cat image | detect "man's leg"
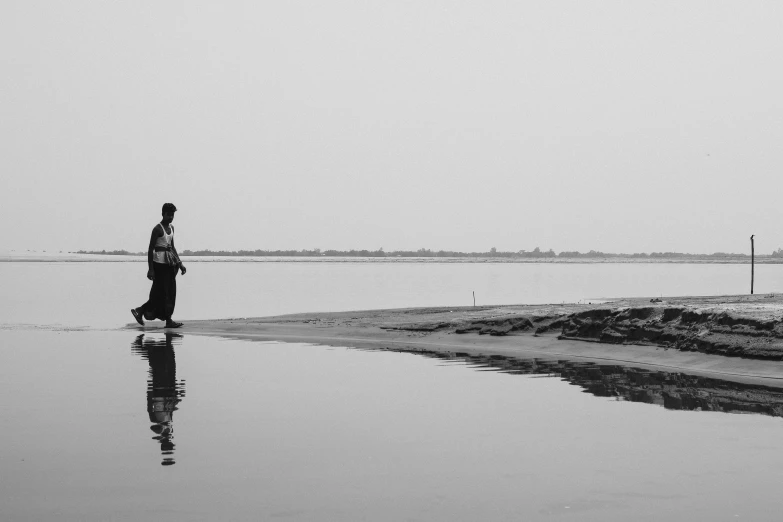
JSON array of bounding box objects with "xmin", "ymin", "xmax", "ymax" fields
[
  {"xmin": 162, "ymin": 264, "xmax": 182, "ymax": 328},
  {"xmin": 137, "ymin": 263, "xmax": 164, "ymax": 322}
]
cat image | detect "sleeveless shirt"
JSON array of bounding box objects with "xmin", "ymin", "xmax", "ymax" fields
[{"xmin": 153, "ymin": 224, "xmax": 174, "ymax": 264}]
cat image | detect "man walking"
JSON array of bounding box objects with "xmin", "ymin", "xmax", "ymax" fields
[{"xmin": 131, "ymin": 203, "xmax": 186, "ymax": 328}]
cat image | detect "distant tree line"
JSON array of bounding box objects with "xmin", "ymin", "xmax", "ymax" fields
[
  {"xmin": 174, "ymin": 247, "xmax": 753, "ymax": 259},
  {"xmin": 73, "ymin": 247, "xmax": 771, "ymax": 259},
  {"xmin": 75, "ymin": 249, "xmax": 142, "ymax": 255}
]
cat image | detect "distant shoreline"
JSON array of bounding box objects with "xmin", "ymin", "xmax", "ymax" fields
[
  {"xmin": 2, "ymin": 253, "xmax": 783, "ymax": 264},
  {"xmin": 3, "ymin": 254, "xmax": 783, "ymax": 264},
  {"xmin": 53, "ymin": 248, "xmax": 783, "ymax": 264},
  {"xmin": 64, "ymin": 248, "xmax": 780, "ymax": 263}
]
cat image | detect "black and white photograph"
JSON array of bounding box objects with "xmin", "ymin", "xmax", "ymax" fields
[{"xmin": 2, "ymin": 1, "xmax": 783, "ymax": 520}]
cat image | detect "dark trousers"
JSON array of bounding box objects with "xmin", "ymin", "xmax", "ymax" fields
[{"xmin": 140, "ymin": 262, "xmax": 178, "ymax": 321}]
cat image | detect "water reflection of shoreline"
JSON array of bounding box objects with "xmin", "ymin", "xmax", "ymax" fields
[
  {"xmin": 131, "ymin": 333, "xmax": 186, "ymax": 466},
  {"xmin": 408, "ymin": 350, "xmax": 783, "ymax": 418}
]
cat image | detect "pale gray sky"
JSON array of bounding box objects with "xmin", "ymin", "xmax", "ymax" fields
[{"xmin": 2, "ymin": 1, "xmax": 781, "ymax": 254}]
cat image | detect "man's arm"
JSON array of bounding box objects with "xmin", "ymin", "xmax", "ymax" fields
[{"xmin": 171, "ymin": 237, "xmax": 186, "ymax": 275}]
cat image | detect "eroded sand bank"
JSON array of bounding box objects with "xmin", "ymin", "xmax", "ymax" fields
[{"xmin": 161, "ymin": 294, "xmax": 783, "ymax": 386}]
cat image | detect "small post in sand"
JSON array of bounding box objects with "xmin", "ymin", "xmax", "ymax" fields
[
  {"xmin": 473, "ymin": 291, "xmax": 476, "ymax": 307},
  {"xmin": 750, "ymin": 234, "xmax": 755, "ymax": 295}
]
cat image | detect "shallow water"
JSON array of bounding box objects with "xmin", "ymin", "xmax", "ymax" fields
[
  {"xmin": 3, "ymin": 329, "xmax": 783, "ymax": 521},
  {"xmin": 1, "ymin": 260, "xmax": 780, "ymax": 328}
]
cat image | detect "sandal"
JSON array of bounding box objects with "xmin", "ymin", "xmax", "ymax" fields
[
  {"xmin": 165, "ymin": 321, "xmax": 183, "ymax": 329},
  {"xmin": 131, "ymin": 309, "xmax": 144, "ymax": 326}
]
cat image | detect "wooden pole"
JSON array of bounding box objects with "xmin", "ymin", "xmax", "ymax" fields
[
  {"xmin": 751, "ymin": 234, "xmax": 755, "ymax": 295},
  {"xmin": 473, "ymin": 291, "xmax": 475, "ymax": 307}
]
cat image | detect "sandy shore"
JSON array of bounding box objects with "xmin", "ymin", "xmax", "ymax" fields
[{"xmin": 148, "ymin": 294, "xmax": 783, "ymax": 386}]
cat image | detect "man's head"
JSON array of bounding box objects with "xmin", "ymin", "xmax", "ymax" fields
[{"xmin": 162, "ymin": 203, "xmax": 177, "ymax": 224}]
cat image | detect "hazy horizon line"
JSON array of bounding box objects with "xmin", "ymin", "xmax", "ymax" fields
[{"xmin": 67, "ymin": 247, "xmax": 775, "ymax": 258}]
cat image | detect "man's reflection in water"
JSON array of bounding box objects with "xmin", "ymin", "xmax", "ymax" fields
[{"xmin": 131, "ymin": 333, "xmax": 186, "ymax": 466}]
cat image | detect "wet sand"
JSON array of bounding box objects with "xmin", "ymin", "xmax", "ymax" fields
[{"xmin": 144, "ymin": 294, "xmax": 783, "ymax": 386}]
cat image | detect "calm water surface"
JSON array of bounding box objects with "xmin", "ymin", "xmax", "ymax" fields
[
  {"xmin": 3, "ymin": 261, "xmax": 783, "ymax": 520},
  {"xmin": 3, "ymin": 329, "xmax": 783, "ymax": 521},
  {"xmin": 1, "ymin": 260, "xmax": 780, "ymax": 328}
]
